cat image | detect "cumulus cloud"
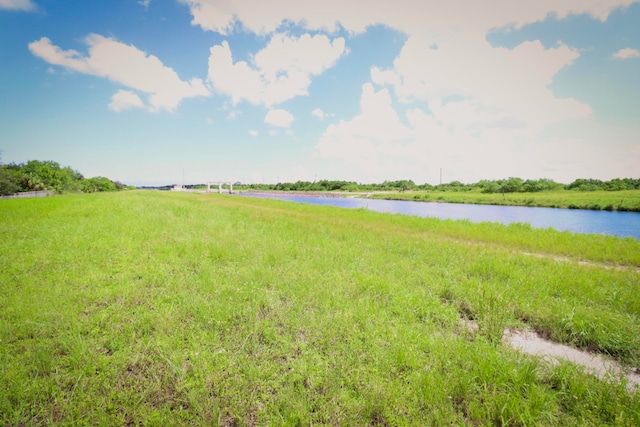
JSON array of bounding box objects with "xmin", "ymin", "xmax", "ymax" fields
[
  {"xmin": 28, "ymin": 34, "xmax": 209, "ymax": 112},
  {"xmin": 0, "ymin": 0, "xmax": 37, "ymax": 11},
  {"xmin": 264, "ymin": 109, "xmax": 294, "ymax": 128},
  {"xmin": 249, "ymin": 130, "xmax": 259, "ymax": 137},
  {"xmin": 315, "ymin": 80, "xmax": 617, "ymax": 183},
  {"xmin": 315, "ymin": 84, "xmax": 407, "ymax": 148},
  {"xmin": 108, "ymin": 89, "xmax": 145, "ymax": 112},
  {"xmin": 178, "ymin": 0, "xmax": 637, "ymax": 182},
  {"xmin": 315, "ymin": 83, "xmax": 414, "ymax": 175},
  {"xmin": 180, "ymin": 0, "xmax": 636, "ymax": 36},
  {"xmin": 372, "ymin": 37, "xmax": 591, "ymax": 133},
  {"xmin": 612, "ymin": 47, "xmax": 640, "ymax": 59},
  {"xmin": 196, "ymin": 0, "xmax": 596, "ymax": 132},
  {"xmin": 207, "ymin": 33, "xmax": 345, "ymax": 107}
]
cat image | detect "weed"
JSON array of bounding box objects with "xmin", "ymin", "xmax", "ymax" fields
[{"xmin": 476, "ymin": 288, "xmax": 509, "ymax": 345}]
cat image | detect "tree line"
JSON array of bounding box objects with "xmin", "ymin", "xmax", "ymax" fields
[
  {"xmin": 0, "ymin": 159, "xmax": 129, "ymax": 196},
  {"xmin": 2, "ymin": 157, "xmax": 637, "ymax": 197},
  {"xmin": 244, "ymin": 177, "xmax": 640, "ymax": 193}
]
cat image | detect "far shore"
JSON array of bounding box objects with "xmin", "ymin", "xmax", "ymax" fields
[{"xmin": 233, "ymin": 188, "xmax": 640, "ymax": 212}]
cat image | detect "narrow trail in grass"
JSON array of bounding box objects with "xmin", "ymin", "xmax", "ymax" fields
[
  {"xmin": 460, "ymin": 319, "xmax": 640, "ymax": 392},
  {"xmin": 440, "ymin": 237, "xmax": 640, "ymax": 272},
  {"xmin": 518, "ymin": 252, "xmax": 640, "ymax": 273},
  {"xmin": 505, "ymin": 329, "xmax": 640, "ymax": 392}
]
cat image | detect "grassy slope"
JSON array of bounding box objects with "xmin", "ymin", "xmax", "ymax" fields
[
  {"xmin": 1, "ymin": 191, "xmax": 639, "ymax": 426},
  {"xmin": 368, "ymin": 189, "xmax": 640, "ymax": 212}
]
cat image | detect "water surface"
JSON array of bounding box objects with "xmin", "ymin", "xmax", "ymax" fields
[{"xmin": 242, "ymin": 193, "xmax": 640, "ymax": 239}]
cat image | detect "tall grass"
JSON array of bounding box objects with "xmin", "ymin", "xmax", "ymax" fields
[
  {"xmin": 370, "ymin": 189, "xmax": 640, "ymax": 212},
  {"xmin": 1, "ymin": 191, "xmax": 638, "ymax": 425}
]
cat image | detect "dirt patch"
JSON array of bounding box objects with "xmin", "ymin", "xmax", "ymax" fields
[{"xmin": 504, "ymin": 328, "xmax": 640, "ymax": 392}]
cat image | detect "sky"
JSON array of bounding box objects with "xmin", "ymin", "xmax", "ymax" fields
[{"xmin": 1, "ymin": 0, "xmax": 639, "ymax": 186}]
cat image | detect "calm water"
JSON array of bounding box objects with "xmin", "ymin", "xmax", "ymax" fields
[{"xmin": 242, "ymin": 193, "xmax": 640, "ymax": 239}]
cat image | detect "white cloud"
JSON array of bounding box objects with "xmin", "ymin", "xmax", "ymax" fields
[
  {"xmin": 612, "ymin": 47, "xmax": 640, "ymax": 59},
  {"xmin": 315, "ymin": 83, "xmax": 413, "ymax": 177},
  {"xmin": 264, "ymin": 108, "xmax": 294, "ymax": 128},
  {"xmin": 311, "ymin": 108, "xmax": 334, "ymax": 120},
  {"xmin": 311, "ymin": 108, "xmax": 325, "ymax": 119},
  {"xmin": 0, "ymin": 0, "xmax": 36, "ymax": 11},
  {"xmin": 108, "ymin": 89, "xmax": 145, "ymax": 112},
  {"xmin": 315, "ymin": 80, "xmax": 634, "ymax": 183},
  {"xmin": 194, "ymin": 0, "xmax": 597, "ymax": 134},
  {"xmin": 186, "ymin": 0, "xmax": 631, "ymax": 183},
  {"xmin": 138, "ymin": 0, "xmax": 151, "ymax": 10},
  {"xmin": 253, "ymin": 33, "xmax": 346, "ymax": 76},
  {"xmin": 372, "ymin": 36, "xmax": 591, "ymax": 134},
  {"xmin": 28, "ymin": 35, "xmax": 209, "ymax": 112},
  {"xmin": 249, "ymin": 130, "xmax": 259, "ymax": 137},
  {"xmin": 207, "ymin": 33, "xmax": 345, "ymax": 107},
  {"xmin": 180, "ymin": 0, "xmax": 636, "ymax": 36}
]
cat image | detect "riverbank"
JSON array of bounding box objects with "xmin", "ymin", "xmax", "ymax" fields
[
  {"xmin": 240, "ymin": 189, "xmax": 350, "ymax": 198},
  {"xmin": 239, "ymin": 192, "xmax": 640, "ymax": 239},
  {"xmin": 366, "ymin": 189, "xmax": 640, "ymax": 212},
  {"xmin": 1, "ymin": 191, "xmax": 638, "ymax": 425}
]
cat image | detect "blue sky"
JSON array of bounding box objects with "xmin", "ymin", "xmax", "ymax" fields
[{"xmin": 1, "ymin": 0, "xmax": 639, "ymax": 186}]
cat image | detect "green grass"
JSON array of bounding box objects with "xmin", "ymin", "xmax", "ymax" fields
[
  {"xmin": 1, "ymin": 191, "xmax": 639, "ymax": 425},
  {"xmin": 369, "ymin": 189, "xmax": 640, "ymax": 212}
]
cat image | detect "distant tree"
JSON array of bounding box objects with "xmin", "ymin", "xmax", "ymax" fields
[
  {"xmin": 522, "ymin": 178, "xmax": 563, "ymax": 192},
  {"xmin": 0, "ymin": 166, "xmax": 22, "ymax": 195},
  {"xmin": 435, "ymin": 181, "xmax": 469, "ymax": 192},
  {"xmin": 341, "ymin": 183, "xmax": 360, "ymax": 192},
  {"xmin": 0, "ymin": 159, "xmax": 127, "ymax": 195},
  {"xmin": 478, "ymin": 179, "xmax": 500, "ymax": 193},
  {"xmin": 388, "ymin": 179, "xmax": 416, "ymax": 191},
  {"xmin": 602, "ymin": 178, "xmax": 635, "ymax": 191},
  {"xmin": 81, "ymin": 177, "xmax": 117, "ymax": 193},
  {"xmin": 19, "ymin": 160, "xmax": 84, "ymax": 193},
  {"xmin": 416, "ymin": 183, "xmax": 434, "ymax": 191},
  {"xmin": 500, "ymin": 177, "xmax": 524, "ymax": 193},
  {"xmin": 566, "ymin": 178, "xmax": 603, "ymax": 191},
  {"xmin": 523, "ymin": 179, "xmax": 542, "ymax": 192},
  {"xmin": 274, "ymin": 182, "xmax": 295, "ymax": 191}
]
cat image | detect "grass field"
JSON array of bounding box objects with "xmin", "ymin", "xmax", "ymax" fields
[
  {"xmin": 368, "ymin": 189, "xmax": 640, "ymax": 212},
  {"xmin": 1, "ymin": 191, "xmax": 639, "ymax": 425}
]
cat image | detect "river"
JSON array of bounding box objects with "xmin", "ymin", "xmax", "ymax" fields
[{"xmin": 241, "ymin": 193, "xmax": 640, "ymax": 239}]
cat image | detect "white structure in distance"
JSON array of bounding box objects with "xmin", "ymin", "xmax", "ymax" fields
[{"xmin": 207, "ymin": 181, "xmax": 233, "ymax": 194}]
